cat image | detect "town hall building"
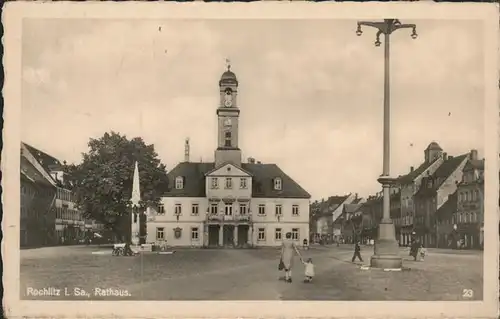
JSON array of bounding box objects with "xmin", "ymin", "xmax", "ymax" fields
[{"xmin": 146, "ymin": 65, "xmax": 311, "ymax": 248}]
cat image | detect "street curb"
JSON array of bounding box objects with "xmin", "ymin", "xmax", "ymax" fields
[{"xmin": 359, "ymin": 265, "xmax": 408, "ymax": 272}]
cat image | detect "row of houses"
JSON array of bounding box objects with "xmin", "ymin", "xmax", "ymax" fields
[
  {"xmin": 311, "ymin": 142, "xmax": 484, "ymax": 249},
  {"xmin": 20, "ymin": 142, "xmax": 103, "ymax": 248}
]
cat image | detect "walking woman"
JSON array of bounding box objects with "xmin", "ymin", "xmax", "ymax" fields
[{"xmin": 280, "ymin": 232, "xmax": 301, "ymax": 283}]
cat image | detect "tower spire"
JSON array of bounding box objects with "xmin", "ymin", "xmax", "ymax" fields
[
  {"xmin": 225, "ymin": 58, "xmax": 231, "ymax": 71},
  {"xmin": 184, "ymin": 138, "xmax": 190, "ymax": 162},
  {"xmin": 130, "ymin": 161, "xmax": 141, "ymax": 246},
  {"xmin": 131, "ymin": 161, "xmax": 141, "ymax": 207}
]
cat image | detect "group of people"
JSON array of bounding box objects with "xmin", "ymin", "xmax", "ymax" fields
[
  {"xmin": 279, "ymin": 232, "xmax": 315, "ymax": 283},
  {"xmin": 410, "ymin": 239, "xmax": 427, "ymax": 261},
  {"xmin": 278, "ymin": 235, "xmax": 368, "ymax": 283},
  {"xmin": 278, "ymin": 236, "xmax": 427, "ymax": 283}
]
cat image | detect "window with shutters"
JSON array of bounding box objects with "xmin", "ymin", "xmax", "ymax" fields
[
  {"xmin": 156, "ymin": 227, "xmax": 165, "ymax": 240},
  {"xmin": 258, "ymin": 204, "xmax": 266, "ymax": 216},
  {"xmin": 191, "ymin": 203, "xmax": 199, "ymax": 215},
  {"xmin": 275, "ymin": 205, "xmax": 282, "ymax": 216},
  {"xmin": 158, "ymin": 203, "xmax": 165, "ymax": 215},
  {"xmin": 258, "ymin": 228, "xmax": 266, "ymax": 241},
  {"xmin": 275, "ymin": 228, "xmax": 282, "ymax": 241}
]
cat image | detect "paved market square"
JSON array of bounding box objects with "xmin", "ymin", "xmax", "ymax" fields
[{"xmin": 20, "ymin": 245, "xmax": 483, "ymax": 301}]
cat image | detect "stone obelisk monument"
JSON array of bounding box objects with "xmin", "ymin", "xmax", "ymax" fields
[{"xmin": 130, "ymin": 161, "xmax": 141, "ymax": 248}]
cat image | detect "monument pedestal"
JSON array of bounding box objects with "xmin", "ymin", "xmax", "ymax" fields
[{"xmin": 370, "ymin": 220, "xmax": 402, "ymax": 269}]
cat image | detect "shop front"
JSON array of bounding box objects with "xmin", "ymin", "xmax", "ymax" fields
[
  {"xmin": 456, "ymin": 223, "xmax": 481, "ymax": 249},
  {"xmin": 400, "ymin": 226, "xmax": 414, "ymax": 247}
]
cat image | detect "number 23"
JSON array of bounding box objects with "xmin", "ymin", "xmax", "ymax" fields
[{"xmin": 462, "ymin": 289, "xmax": 473, "ymax": 298}]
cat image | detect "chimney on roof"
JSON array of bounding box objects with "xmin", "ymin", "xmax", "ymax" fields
[
  {"xmin": 355, "ymin": 193, "xmax": 358, "ymax": 199},
  {"xmin": 443, "ymin": 152, "xmax": 448, "ymax": 161},
  {"xmin": 410, "ymin": 166, "xmax": 414, "ymax": 172},
  {"xmin": 248, "ymin": 157, "xmax": 256, "ymax": 164},
  {"xmin": 470, "ymin": 149, "xmax": 478, "ymax": 161},
  {"xmin": 184, "ymin": 138, "xmax": 190, "ymax": 162}
]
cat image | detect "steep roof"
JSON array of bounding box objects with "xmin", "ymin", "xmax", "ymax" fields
[
  {"xmin": 164, "ymin": 162, "xmax": 311, "ymax": 199},
  {"xmin": 436, "ymin": 191, "xmax": 458, "ymax": 220},
  {"xmin": 165, "ymin": 162, "xmax": 213, "ymax": 197},
  {"xmin": 351, "ymin": 197, "xmax": 364, "ymax": 204},
  {"xmin": 398, "ymin": 158, "xmax": 438, "ymax": 184},
  {"xmin": 325, "ymin": 195, "xmax": 349, "ymax": 206},
  {"xmin": 22, "ymin": 143, "xmax": 63, "ymax": 173},
  {"xmin": 464, "ymin": 159, "xmax": 484, "ymax": 171},
  {"xmin": 244, "ymin": 163, "xmax": 311, "ymax": 198},
  {"xmin": 20, "ymin": 155, "xmax": 56, "ymax": 188},
  {"xmin": 415, "ymin": 154, "xmax": 468, "ymax": 198},
  {"xmin": 314, "ymin": 195, "xmax": 351, "ymax": 217},
  {"xmin": 343, "ymin": 203, "xmax": 363, "ymax": 214}
]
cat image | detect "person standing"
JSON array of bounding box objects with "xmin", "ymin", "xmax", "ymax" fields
[
  {"xmin": 280, "ymin": 232, "xmax": 301, "ymax": 283},
  {"xmin": 352, "ymin": 241, "xmax": 363, "ymax": 262},
  {"xmin": 410, "ymin": 239, "xmax": 420, "ymax": 261}
]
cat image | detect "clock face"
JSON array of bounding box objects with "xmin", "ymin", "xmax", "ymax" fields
[
  {"xmin": 224, "ymin": 89, "xmax": 233, "ymax": 107},
  {"xmin": 224, "ymin": 94, "xmax": 233, "ymax": 107}
]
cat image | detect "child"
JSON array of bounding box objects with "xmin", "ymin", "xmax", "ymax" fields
[
  {"xmin": 301, "ymin": 258, "xmax": 315, "ymax": 283},
  {"xmin": 419, "ymin": 246, "xmax": 427, "ymax": 261}
]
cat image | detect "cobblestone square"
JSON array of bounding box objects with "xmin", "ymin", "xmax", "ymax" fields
[{"xmin": 20, "ymin": 245, "xmax": 483, "ymax": 301}]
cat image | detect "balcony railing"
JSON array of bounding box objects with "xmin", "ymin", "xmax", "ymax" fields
[{"xmin": 206, "ymin": 213, "xmax": 252, "ymax": 222}]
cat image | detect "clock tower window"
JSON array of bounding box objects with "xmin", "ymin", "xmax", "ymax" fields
[{"xmin": 224, "ymin": 131, "xmax": 232, "ymax": 147}]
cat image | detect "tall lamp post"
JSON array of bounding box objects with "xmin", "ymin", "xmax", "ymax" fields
[{"xmin": 356, "ymin": 19, "xmax": 418, "ymax": 269}]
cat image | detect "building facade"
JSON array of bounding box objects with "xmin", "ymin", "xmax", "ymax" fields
[
  {"xmin": 339, "ymin": 202, "xmax": 364, "ymax": 244},
  {"xmin": 311, "ymin": 194, "xmax": 357, "ymax": 243},
  {"xmin": 54, "ymin": 187, "xmax": 100, "ymax": 244},
  {"xmin": 436, "ymin": 190, "xmax": 458, "ymax": 248},
  {"xmin": 398, "ymin": 142, "xmax": 445, "ymax": 246},
  {"xmin": 21, "ymin": 142, "xmax": 103, "ymax": 247},
  {"xmin": 390, "ymin": 190, "xmax": 402, "ymax": 244},
  {"xmin": 359, "ymin": 195, "xmax": 382, "ymax": 243},
  {"xmin": 414, "ymin": 151, "xmax": 471, "ymax": 247},
  {"xmin": 355, "ymin": 142, "xmax": 482, "ymax": 250},
  {"xmin": 454, "ymin": 156, "xmax": 484, "ymax": 249},
  {"xmin": 20, "ymin": 145, "xmax": 57, "ymax": 247},
  {"xmin": 146, "ymin": 65, "xmax": 311, "ymax": 247}
]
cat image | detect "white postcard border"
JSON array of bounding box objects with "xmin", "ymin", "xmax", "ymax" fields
[{"xmin": 2, "ymin": 2, "xmax": 499, "ymax": 318}]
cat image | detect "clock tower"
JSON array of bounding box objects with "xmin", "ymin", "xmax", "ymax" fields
[{"xmin": 215, "ymin": 62, "xmax": 242, "ymax": 167}]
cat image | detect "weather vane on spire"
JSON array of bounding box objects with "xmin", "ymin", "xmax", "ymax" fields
[{"xmin": 225, "ymin": 58, "xmax": 231, "ymax": 71}]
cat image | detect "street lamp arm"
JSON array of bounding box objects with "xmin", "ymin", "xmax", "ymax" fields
[
  {"xmin": 392, "ymin": 23, "xmax": 416, "ymax": 31},
  {"xmin": 358, "ymin": 21, "xmax": 387, "ymax": 32}
]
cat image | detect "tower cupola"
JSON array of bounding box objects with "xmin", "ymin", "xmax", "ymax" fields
[
  {"xmin": 219, "ymin": 60, "xmax": 238, "ymax": 87},
  {"xmin": 215, "ymin": 59, "xmax": 242, "ymax": 167}
]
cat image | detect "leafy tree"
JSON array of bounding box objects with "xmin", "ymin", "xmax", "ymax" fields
[{"xmin": 63, "ymin": 132, "xmax": 169, "ymax": 242}]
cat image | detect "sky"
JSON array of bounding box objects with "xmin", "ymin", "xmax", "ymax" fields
[{"xmin": 21, "ymin": 18, "xmax": 485, "ymax": 200}]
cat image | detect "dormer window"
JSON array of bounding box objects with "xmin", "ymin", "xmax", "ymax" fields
[
  {"xmin": 175, "ymin": 176, "xmax": 184, "ymax": 189},
  {"xmin": 274, "ymin": 177, "xmax": 282, "ymax": 190}
]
